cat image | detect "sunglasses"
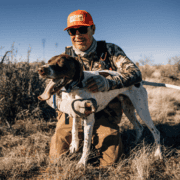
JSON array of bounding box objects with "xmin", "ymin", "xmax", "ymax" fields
[{"xmin": 67, "ymin": 26, "xmax": 91, "ymax": 36}]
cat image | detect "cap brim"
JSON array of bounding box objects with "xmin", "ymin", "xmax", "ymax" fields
[{"xmin": 64, "ymin": 24, "xmax": 90, "ymax": 31}]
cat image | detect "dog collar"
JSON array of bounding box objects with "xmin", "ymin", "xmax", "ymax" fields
[
  {"xmin": 53, "ymin": 94, "xmax": 57, "ymax": 109},
  {"xmin": 53, "ymin": 94, "xmax": 69, "ymax": 124}
]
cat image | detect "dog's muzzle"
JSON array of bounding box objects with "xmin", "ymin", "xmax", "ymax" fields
[
  {"xmin": 38, "ymin": 64, "xmax": 69, "ymax": 101},
  {"xmin": 38, "ymin": 78, "xmax": 66, "ymax": 101}
]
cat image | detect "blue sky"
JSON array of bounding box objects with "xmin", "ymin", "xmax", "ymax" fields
[{"xmin": 1, "ymin": 0, "xmax": 180, "ymax": 65}]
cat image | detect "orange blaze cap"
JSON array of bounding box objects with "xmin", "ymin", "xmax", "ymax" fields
[{"xmin": 64, "ymin": 10, "xmax": 94, "ymax": 31}]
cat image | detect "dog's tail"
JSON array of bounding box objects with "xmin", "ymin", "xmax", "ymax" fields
[{"xmin": 142, "ymin": 81, "xmax": 180, "ymax": 90}]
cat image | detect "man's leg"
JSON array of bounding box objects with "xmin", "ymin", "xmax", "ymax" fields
[
  {"xmin": 50, "ymin": 98, "xmax": 124, "ymax": 166},
  {"xmin": 49, "ymin": 112, "xmax": 83, "ymax": 161},
  {"xmin": 92, "ymin": 102, "xmax": 124, "ymax": 166}
]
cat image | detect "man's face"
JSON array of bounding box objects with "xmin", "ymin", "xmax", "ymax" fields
[{"xmin": 68, "ymin": 26, "xmax": 95, "ymax": 52}]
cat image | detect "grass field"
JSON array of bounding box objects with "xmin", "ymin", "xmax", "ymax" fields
[{"xmin": 0, "ymin": 59, "xmax": 180, "ymax": 179}]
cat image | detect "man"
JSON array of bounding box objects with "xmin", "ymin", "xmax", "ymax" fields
[{"xmin": 49, "ymin": 10, "xmax": 142, "ymax": 166}]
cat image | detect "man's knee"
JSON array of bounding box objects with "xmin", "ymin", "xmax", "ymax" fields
[
  {"xmin": 94, "ymin": 132, "xmax": 123, "ymax": 167},
  {"xmin": 92, "ymin": 114, "xmax": 124, "ymax": 166},
  {"xmin": 49, "ymin": 114, "xmax": 84, "ymax": 160},
  {"xmin": 49, "ymin": 128, "xmax": 71, "ymax": 160}
]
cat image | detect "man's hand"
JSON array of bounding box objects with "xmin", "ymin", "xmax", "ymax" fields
[
  {"xmin": 85, "ymin": 75, "xmax": 110, "ymax": 93},
  {"xmin": 72, "ymin": 99, "xmax": 98, "ymax": 118}
]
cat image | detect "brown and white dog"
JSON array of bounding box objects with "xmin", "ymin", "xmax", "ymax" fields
[{"xmin": 38, "ymin": 54, "xmax": 180, "ymax": 167}]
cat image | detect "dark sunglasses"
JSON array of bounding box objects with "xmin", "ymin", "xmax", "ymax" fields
[{"xmin": 67, "ymin": 26, "xmax": 91, "ymax": 36}]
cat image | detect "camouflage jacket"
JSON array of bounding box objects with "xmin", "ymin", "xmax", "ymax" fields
[{"xmin": 65, "ymin": 41, "xmax": 142, "ymax": 90}]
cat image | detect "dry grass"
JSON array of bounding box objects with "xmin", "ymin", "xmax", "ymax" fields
[{"xmin": 0, "ymin": 60, "xmax": 180, "ymax": 179}]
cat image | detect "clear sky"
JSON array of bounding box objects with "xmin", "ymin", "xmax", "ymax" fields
[{"xmin": 1, "ymin": 0, "xmax": 180, "ymax": 65}]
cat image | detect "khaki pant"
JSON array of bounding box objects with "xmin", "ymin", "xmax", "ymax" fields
[{"xmin": 49, "ymin": 107, "xmax": 123, "ymax": 167}]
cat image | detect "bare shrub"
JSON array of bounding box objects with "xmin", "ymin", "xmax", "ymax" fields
[
  {"xmin": 0, "ymin": 61, "xmax": 56, "ymax": 126},
  {"xmin": 138, "ymin": 57, "xmax": 155, "ymax": 80},
  {"xmin": 169, "ymin": 56, "xmax": 180, "ymax": 72},
  {"xmin": 160, "ymin": 56, "xmax": 180, "ymax": 80},
  {"xmin": 139, "ymin": 64, "xmax": 156, "ymax": 80}
]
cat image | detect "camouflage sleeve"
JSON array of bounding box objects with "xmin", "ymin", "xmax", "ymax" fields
[{"xmin": 106, "ymin": 44, "xmax": 142, "ymax": 90}]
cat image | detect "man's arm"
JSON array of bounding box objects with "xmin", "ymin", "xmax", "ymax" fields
[
  {"xmin": 82, "ymin": 43, "xmax": 142, "ymax": 92},
  {"xmin": 106, "ymin": 44, "xmax": 142, "ymax": 90}
]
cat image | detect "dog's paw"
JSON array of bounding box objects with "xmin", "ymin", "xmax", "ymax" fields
[
  {"xmin": 76, "ymin": 157, "xmax": 86, "ymax": 169},
  {"xmin": 69, "ymin": 141, "xmax": 79, "ymax": 153},
  {"xmin": 154, "ymin": 146, "xmax": 163, "ymax": 160}
]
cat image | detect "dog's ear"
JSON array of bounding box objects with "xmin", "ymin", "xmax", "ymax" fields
[
  {"xmin": 79, "ymin": 63, "xmax": 83, "ymax": 80},
  {"xmin": 56, "ymin": 58, "xmax": 65, "ymax": 67},
  {"xmin": 75, "ymin": 57, "xmax": 83, "ymax": 77},
  {"xmin": 48, "ymin": 55, "xmax": 60, "ymax": 64},
  {"xmin": 56, "ymin": 54, "xmax": 71, "ymax": 67},
  {"xmin": 73, "ymin": 57, "xmax": 83, "ymax": 81}
]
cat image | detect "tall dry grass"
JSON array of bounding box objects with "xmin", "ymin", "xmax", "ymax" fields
[{"xmin": 0, "ymin": 56, "xmax": 180, "ymax": 179}]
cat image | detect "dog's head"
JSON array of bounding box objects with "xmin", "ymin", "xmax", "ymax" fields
[{"xmin": 38, "ymin": 54, "xmax": 83, "ymax": 101}]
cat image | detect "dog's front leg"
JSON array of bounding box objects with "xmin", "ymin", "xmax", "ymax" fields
[
  {"xmin": 70, "ymin": 117, "xmax": 80, "ymax": 153},
  {"xmin": 77, "ymin": 113, "xmax": 95, "ymax": 167}
]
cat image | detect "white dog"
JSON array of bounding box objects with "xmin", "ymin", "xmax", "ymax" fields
[{"xmin": 38, "ymin": 54, "xmax": 180, "ymax": 167}]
